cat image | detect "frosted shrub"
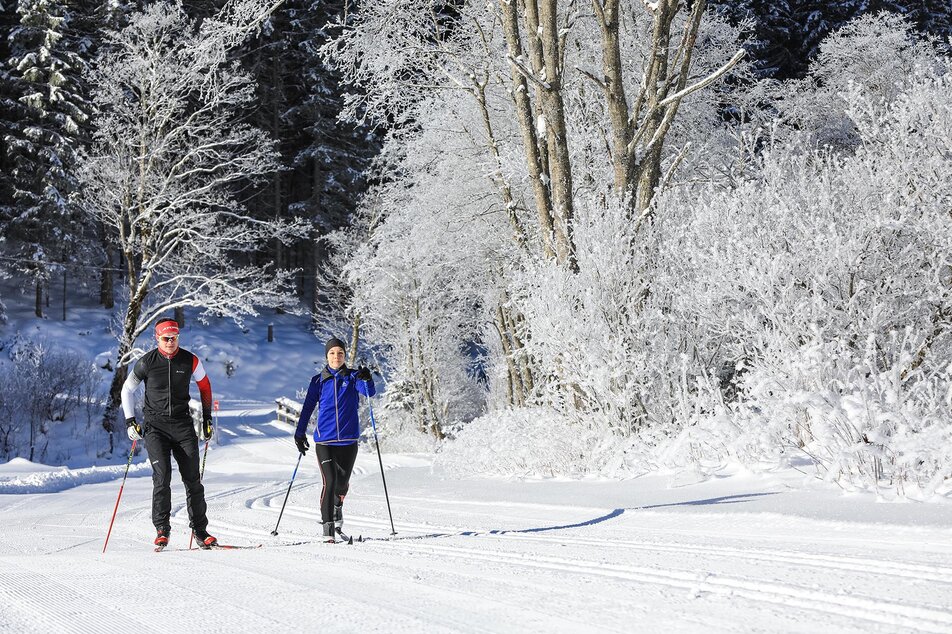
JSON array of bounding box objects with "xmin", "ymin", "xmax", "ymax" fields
[
  {"xmin": 658, "ymin": 65, "xmax": 952, "ymax": 494},
  {"xmin": 509, "ymin": 196, "xmax": 678, "ymax": 434},
  {"xmin": 0, "ymin": 340, "xmax": 101, "ymax": 461},
  {"xmin": 435, "ymin": 407, "xmax": 657, "ymax": 479},
  {"xmin": 770, "ymin": 13, "xmax": 947, "ymax": 150},
  {"xmin": 734, "ymin": 332, "xmax": 952, "ymax": 498},
  {"xmin": 363, "ymin": 393, "xmax": 440, "ymax": 455},
  {"xmin": 328, "ymin": 90, "xmax": 515, "ymax": 441}
]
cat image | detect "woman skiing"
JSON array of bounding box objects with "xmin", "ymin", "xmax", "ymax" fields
[{"xmin": 293, "ymin": 337, "xmax": 375, "ymax": 542}]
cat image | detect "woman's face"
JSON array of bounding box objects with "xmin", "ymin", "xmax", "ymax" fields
[{"xmin": 327, "ymin": 346, "xmax": 346, "ymax": 370}]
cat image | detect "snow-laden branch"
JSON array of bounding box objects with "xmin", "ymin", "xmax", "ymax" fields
[{"xmin": 657, "ymin": 48, "xmax": 746, "ymax": 108}]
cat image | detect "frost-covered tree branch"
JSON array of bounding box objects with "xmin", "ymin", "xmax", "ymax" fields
[{"xmin": 77, "ymin": 0, "xmax": 308, "ymax": 449}]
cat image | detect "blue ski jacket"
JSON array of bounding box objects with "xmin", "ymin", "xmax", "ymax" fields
[{"xmin": 294, "ymin": 366, "xmax": 375, "ymax": 445}]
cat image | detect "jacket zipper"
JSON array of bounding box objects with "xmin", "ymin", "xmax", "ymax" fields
[
  {"xmin": 167, "ymin": 355, "xmax": 172, "ymax": 416},
  {"xmin": 334, "ymin": 374, "xmax": 340, "ymax": 440}
]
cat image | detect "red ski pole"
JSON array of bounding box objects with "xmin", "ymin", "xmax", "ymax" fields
[{"xmin": 102, "ymin": 439, "xmax": 138, "ymax": 553}]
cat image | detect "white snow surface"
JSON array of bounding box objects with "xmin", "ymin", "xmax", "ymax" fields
[
  {"xmin": 1, "ymin": 298, "xmax": 951, "ymax": 632},
  {"xmin": 2, "ymin": 407, "xmax": 952, "ymax": 633}
]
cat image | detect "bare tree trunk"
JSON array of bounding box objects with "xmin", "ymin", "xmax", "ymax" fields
[
  {"xmin": 494, "ymin": 304, "xmax": 525, "ymax": 406},
  {"xmin": 100, "ymin": 247, "xmax": 114, "ymax": 309},
  {"xmin": 537, "ymin": 0, "xmax": 575, "ymax": 267},
  {"xmin": 593, "ymin": 0, "xmax": 742, "ymax": 219},
  {"xmin": 499, "ymin": 0, "xmax": 557, "ymax": 260},
  {"xmin": 101, "ymin": 265, "xmax": 150, "ymax": 451},
  {"xmin": 311, "ymin": 157, "xmax": 326, "ymax": 330},
  {"xmin": 34, "ymin": 276, "xmax": 43, "ymax": 318},
  {"xmin": 474, "ymin": 83, "xmax": 529, "ymax": 252},
  {"xmin": 505, "ymin": 305, "xmax": 534, "ymax": 396},
  {"xmin": 98, "ymin": 217, "xmax": 116, "ymax": 308},
  {"xmin": 348, "ymin": 313, "xmax": 361, "ymax": 367},
  {"xmin": 405, "ymin": 334, "xmax": 426, "ymax": 435}
]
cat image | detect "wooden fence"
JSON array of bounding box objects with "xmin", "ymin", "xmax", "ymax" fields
[{"xmin": 275, "ymin": 397, "xmax": 303, "ymax": 427}]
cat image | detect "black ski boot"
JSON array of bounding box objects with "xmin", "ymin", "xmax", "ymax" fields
[
  {"xmin": 334, "ymin": 502, "xmax": 343, "ymax": 531},
  {"xmin": 193, "ymin": 528, "xmax": 218, "ymax": 549}
]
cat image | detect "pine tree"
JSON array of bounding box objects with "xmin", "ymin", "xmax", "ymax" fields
[
  {"xmin": 3, "ymin": 0, "xmax": 89, "ymax": 316},
  {"xmin": 863, "ymin": 0, "xmax": 952, "ymax": 52},
  {"xmin": 243, "ymin": 0, "xmax": 381, "ymax": 309},
  {"xmin": 283, "ymin": 0, "xmax": 380, "ymax": 230},
  {"xmin": 0, "ymin": 1, "xmax": 22, "ymax": 222},
  {"xmin": 711, "ymin": 0, "xmax": 950, "ymax": 79}
]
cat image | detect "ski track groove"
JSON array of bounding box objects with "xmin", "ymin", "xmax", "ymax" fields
[
  {"xmin": 323, "ymin": 496, "xmax": 952, "ymax": 584},
  {"xmin": 154, "ymin": 549, "xmax": 554, "ymax": 634},
  {"xmin": 241, "ymin": 488, "xmax": 952, "ymax": 584},
  {"xmin": 369, "ymin": 540, "xmax": 952, "ymax": 633},
  {"xmin": 226, "ymin": 488, "xmax": 952, "ymax": 633}
]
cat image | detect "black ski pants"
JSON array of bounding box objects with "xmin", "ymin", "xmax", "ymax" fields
[
  {"xmin": 315, "ymin": 443, "xmax": 359, "ymax": 524},
  {"xmin": 144, "ymin": 421, "xmax": 208, "ymax": 533}
]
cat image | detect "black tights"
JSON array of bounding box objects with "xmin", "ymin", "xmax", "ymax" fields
[{"xmin": 314, "ymin": 443, "xmax": 359, "ymax": 524}]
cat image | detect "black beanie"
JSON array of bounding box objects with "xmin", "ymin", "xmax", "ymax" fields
[{"xmin": 325, "ymin": 337, "xmax": 347, "ymax": 357}]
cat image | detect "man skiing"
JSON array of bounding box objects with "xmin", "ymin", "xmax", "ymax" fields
[
  {"xmin": 294, "ymin": 337, "xmax": 375, "ymax": 543},
  {"xmin": 121, "ymin": 318, "xmax": 217, "ymax": 550}
]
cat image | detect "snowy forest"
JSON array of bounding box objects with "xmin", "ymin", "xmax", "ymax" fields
[{"xmin": 1, "ymin": 0, "xmax": 951, "ymax": 496}]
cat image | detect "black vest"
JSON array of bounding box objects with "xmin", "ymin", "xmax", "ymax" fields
[{"xmin": 132, "ymin": 348, "xmax": 198, "ymax": 422}]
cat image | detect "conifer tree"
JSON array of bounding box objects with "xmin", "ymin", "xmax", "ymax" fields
[
  {"xmin": 711, "ymin": 0, "xmax": 950, "ymax": 79},
  {"xmin": 3, "ymin": 0, "xmax": 88, "ymax": 316},
  {"xmin": 242, "ymin": 0, "xmax": 380, "ymax": 311}
]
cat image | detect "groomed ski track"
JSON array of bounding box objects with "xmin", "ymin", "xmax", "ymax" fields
[{"xmin": 1, "ymin": 405, "xmax": 951, "ymax": 633}]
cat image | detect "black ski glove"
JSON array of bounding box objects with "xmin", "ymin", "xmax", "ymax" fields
[
  {"xmin": 126, "ymin": 417, "xmax": 143, "ymax": 441},
  {"xmin": 201, "ymin": 415, "xmax": 214, "ymax": 441},
  {"xmin": 295, "ymin": 435, "xmax": 309, "ymax": 456},
  {"xmin": 355, "ymin": 366, "xmax": 372, "ymax": 381}
]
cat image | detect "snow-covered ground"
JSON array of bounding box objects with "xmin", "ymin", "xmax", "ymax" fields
[
  {"xmin": 2, "ymin": 403, "xmax": 952, "ymax": 633},
  {"xmin": 2, "ymin": 292, "xmax": 952, "ymax": 632}
]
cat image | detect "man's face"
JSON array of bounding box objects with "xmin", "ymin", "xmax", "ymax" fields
[
  {"xmin": 157, "ymin": 333, "xmax": 180, "ymax": 356},
  {"xmin": 327, "ymin": 346, "xmax": 345, "ymax": 370}
]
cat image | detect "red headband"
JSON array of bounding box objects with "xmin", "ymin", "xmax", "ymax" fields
[{"xmin": 155, "ymin": 321, "xmax": 179, "ymax": 337}]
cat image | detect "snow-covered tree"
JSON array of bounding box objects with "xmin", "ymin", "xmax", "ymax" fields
[
  {"xmin": 245, "ymin": 0, "xmax": 380, "ymax": 325},
  {"xmin": 322, "ymin": 1, "xmax": 748, "ymax": 438},
  {"xmin": 77, "ymin": 0, "xmax": 309, "ymax": 450},
  {"xmin": 654, "ymin": 52, "xmax": 952, "ymax": 492},
  {"xmin": 710, "ymin": 0, "xmax": 951, "ymax": 79},
  {"xmin": 769, "ymin": 12, "xmax": 946, "ymax": 149},
  {"xmin": 0, "ymin": 1, "xmax": 22, "ymax": 210},
  {"xmin": 0, "ymin": 337, "xmax": 99, "ymax": 461},
  {"xmin": 3, "ymin": 0, "xmax": 89, "ymax": 316}
]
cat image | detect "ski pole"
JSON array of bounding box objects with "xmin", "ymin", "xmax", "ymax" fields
[
  {"xmin": 188, "ymin": 437, "xmax": 211, "ymax": 550},
  {"xmin": 102, "ymin": 439, "xmax": 138, "ymax": 553},
  {"xmin": 271, "ymin": 452, "xmax": 303, "ymax": 536},
  {"xmin": 367, "ymin": 400, "xmax": 397, "ymax": 536}
]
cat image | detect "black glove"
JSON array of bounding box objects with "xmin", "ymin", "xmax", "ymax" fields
[
  {"xmin": 295, "ymin": 435, "xmax": 309, "ymax": 456},
  {"xmin": 355, "ymin": 366, "xmax": 372, "ymax": 381},
  {"xmin": 126, "ymin": 417, "xmax": 143, "ymax": 441},
  {"xmin": 201, "ymin": 415, "xmax": 214, "ymax": 441}
]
